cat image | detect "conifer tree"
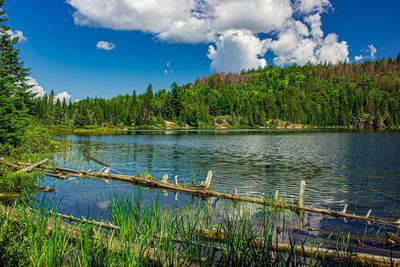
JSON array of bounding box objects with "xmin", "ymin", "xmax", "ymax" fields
[{"xmin": 0, "ymin": 0, "xmax": 32, "ymax": 146}]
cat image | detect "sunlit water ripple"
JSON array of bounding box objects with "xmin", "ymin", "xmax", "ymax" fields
[{"xmin": 37, "ymin": 129, "xmax": 400, "ymax": 243}]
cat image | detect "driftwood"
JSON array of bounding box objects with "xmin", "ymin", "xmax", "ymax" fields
[
  {"xmin": 45, "ymin": 172, "xmax": 68, "ymax": 180},
  {"xmin": 84, "ymin": 154, "xmax": 109, "ymax": 167},
  {"xmin": 1, "ymin": 205, "xmax": 199, "ymax": 267},
  {"xmin": 0, "ymin": 193, "xmax": 20, "ymax": 198},
  {"xmin": 33, "ymin": 184, "xmax": 55, "ymax": 193},
  {"xmin": 42, "ymin": 209, "xmax": 400, "ymax": 265},
  {"xmin": 199, "ymin": 228, "xmax": 400, "ymax": 267},
  {"xmin": 307, "ymin": 227, "xmax": 400, "ymax": 248},
  {"xmin": 42, "ymin": 209, "xmax": 222, "ymax": 252},
  {"xmin": 12, "ymin": 161, "xmax": 400, "ymax": 228},
  {"xmin": 16, "ymin": 158, "xmax": 48, "ymax": 174}
]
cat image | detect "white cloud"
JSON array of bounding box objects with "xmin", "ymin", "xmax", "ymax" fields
[
  {"xmin": 54, "ymin": 91, "xmax": 72, "ymax": 103},
  {"xmin": 268, "ymin": 13, "xmax": 348, "ymax": 66},
  {"xmin": 25, "ymin": 77, "xmax": 45, "ymax": 98},
  {"xmin": 317, "ymin": 33, "xmax": 348, "ymax": 64},
  {"xmin": 354, "ymin": 55, "xmax": 365, "ymax": 63},
  {"xmin": 68, "ymin": 0, "xmax": 349, "ymax": 71},
  {"xmin": 164, "ymin": 61, "xmax": 174, "ymax": 74},
  {"xmin": 208, "ymin": 29, "xmax": 267, "ymax": 72},
  {"xmin": 295, "ymin": 0, "xmax": 332, "ymax": 14},
  {"xmin": 368, "ymin": 44, "xmax": 377, "ymax": 59},
  {"xmin": 1, "ymin": 29, "xmax": 27, "ymax": 43},
  {"xmin": 96, "ymin": 41, "xmax": 116, "ymax": 50},
  {"xmin": 355, "ymin": 44, "xmax": 378, "ymax": 62},
  {"xmin": 73, "ymin": 98, "xmax": 82, "ymax": 103}
]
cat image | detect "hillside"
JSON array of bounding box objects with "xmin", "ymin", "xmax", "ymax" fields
[{"xmin": 32, "ymin": 55, "xmax": 400, "ymax": 129}]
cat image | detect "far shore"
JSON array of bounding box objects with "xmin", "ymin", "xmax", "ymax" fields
[{"xmin": 46, "ymin": 123, "xmax": 396, "ymax": 135}]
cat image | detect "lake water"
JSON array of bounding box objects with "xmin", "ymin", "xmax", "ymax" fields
[{"xmin": 41, "ymin": 129, "xmax": 400, "ymax": 254}]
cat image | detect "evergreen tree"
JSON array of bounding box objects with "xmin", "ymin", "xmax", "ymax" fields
[{"xmin": 0, "ymin": 0, "xmax": 32, "ymax": 146}]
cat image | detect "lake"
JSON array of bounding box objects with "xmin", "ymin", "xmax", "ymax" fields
[{"xmin": 40, "ymin": 129, "xmax": 400, "ymax": 251}]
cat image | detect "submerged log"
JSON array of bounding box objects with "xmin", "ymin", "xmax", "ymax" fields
[
  {"xmin": 1, "ymin": 205, "xmax": 199, "ymax": 267},
  {"xmin": 45, "ymin": 172, "xmax": 68, "ymax": 180},
  {"xmin": 199, "ymin": 228, "xmax": 400, "ymax": 266},
  {"xmin": 84, "ymin": 154, "xmax": 109, "ymax": 167},
  {"xmin": 14, "ymin": 161, "xmax": 400, "ymax": 228},
  {"xmin": 0, "ymin": 193, "xmax": 20, "ymax": 198},
  {"xmin": 307, "ymin": 227, "xmax": 400, "ymax": 248},
  {"xmin": 298, "ymin": 180, "xmax": 306, "ymax": 209},
  {"xmin": 34, "ymin": 184, "xmax": 55, "ymax": 193},
  {"xmin": 16, "ymin": 158, "xmax": 48, "ymax": 174}
]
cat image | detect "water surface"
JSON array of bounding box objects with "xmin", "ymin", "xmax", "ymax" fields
[{"xmin": 40, "ymin": 129, "xmax": 400, "ymax": 250}]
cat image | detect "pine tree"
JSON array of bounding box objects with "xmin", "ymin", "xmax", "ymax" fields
[{"xmin": 0, "ymin": 0, "xmax": 32, "ymax": 146}]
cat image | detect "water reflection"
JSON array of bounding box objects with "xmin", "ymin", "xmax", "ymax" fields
[{"xmin": 38, "ymin": 130, "xmax": 400, "ymax": 241}]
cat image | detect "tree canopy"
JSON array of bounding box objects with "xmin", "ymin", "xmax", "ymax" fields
[
  {"xmin": 32, "ymin": 56, "xmax": 400, "ymax": 129},
  {"xmin": 0, "ymin": 0, "xmax": 32, "ymax": 146}
]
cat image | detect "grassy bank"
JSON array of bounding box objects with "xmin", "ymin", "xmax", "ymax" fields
[
  {"xmin": 0, "ymin": 192, "xmax": 369, "ymax": 266},
  {"xmin": 46, "ymin": 120, "xmax": 343, "ymax": 135},
  {"xmin": 0, "ymin": 125, "xmax": 67, "ymax": 197}
]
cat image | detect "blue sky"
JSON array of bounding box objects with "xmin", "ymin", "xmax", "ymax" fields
[{"xmin": 4, "ymin": 0, "xmax": 400, "ymax": 101}]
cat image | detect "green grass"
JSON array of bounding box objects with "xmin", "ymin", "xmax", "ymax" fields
[{"xmin": 0, "ymin": 190, "xmax": 366, "ymax": 266}]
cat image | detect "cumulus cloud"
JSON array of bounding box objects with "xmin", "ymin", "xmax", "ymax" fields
[
  {"xmin": 26, "ymin": 77, "xmax": 45, "ymax": 98},
  {"xmin": 355, "ymin": 44, "xmax": 378, "ymax": 62},
  {"xmin": 368, "ymin": 44, "xmax": 377, "ymax": 59},
  {"xmin": 96, "ymin": 41, "xmax": 116, "ymax": 50},
  {"xmin": 208, "ymin": 30, "xmax": 267, "ymax": 72},
  {"xmin": 68, "ymin": 0, "xmax": 350, "ymax": 71},
  {"xmin": 295, "ymin": 0, "xmax": 332, "ymax": 14},
  {"xmin": 1, "ymin": 29, "xmax": 27, "ymax": 43},
  {"xmin": 54, "ymin": 91, "xmax": 72, "ymax": 103},
  {"xmin": 164, "ymin": 61, "xmax": 173, "ymax": 74},
  {"xmin": 268, "ymin": 13, "xmax": 348, "ymax": 66}
]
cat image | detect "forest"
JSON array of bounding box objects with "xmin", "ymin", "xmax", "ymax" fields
[{"xmin": 31, "ymin": 57, "xmax": 400, "ymax": 130}]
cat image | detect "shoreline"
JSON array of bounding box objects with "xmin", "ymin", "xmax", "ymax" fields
[{"xmin": 46, "ymin": 124, "xmax": 398, "ymax": 135}]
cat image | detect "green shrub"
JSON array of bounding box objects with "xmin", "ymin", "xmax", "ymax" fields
[{"xmin": 0, "ymin": 215, "xmax": 28, "ymax": 266}]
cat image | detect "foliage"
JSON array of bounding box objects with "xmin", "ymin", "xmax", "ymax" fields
[
  {"xmin": 0, "ymin": 0, "xmax": 33, "ymax": 146},
  {"xmin": 32, "ymin": 57, "xmax": 400, "ymax": 129},
  {"xmin": 0, "ymin": 213, "xmax": 28, "ymax": 266},
  {"xmin": 0, "ymin": 194, "xmax": 363, "ymax": 266},
  {"xmin": 0, "ymin": 124, "xmax": 65, "ymax": 156}
]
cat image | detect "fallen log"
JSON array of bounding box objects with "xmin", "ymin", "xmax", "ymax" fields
[
  {"xmin": 45, "ymin": 172, "xmax": 68, "ymax": 180},
  {"xmin": 307, "ymin": 227, "xmax": 400, "ymax": 248},
  {"xmin": 0, "ymin": 193, "xmax": 20, "ymax": 198},
  {"xmin": 42, "ymin": 209, "xmax": 222, "ymax": 252},
  {"xmin": 198, "ymin": 228, "xmax": 400, "ymax": 267},
  {"xmin": 33, "ymin": 184, "xmax": 55, "ymax": 193},
  {"xmin": 1, "ymin": 205, "xmax": 199, "ymax": 267},
  {"xmin": 14, "ymin": 161, "xmax": 400, "ymax": 228},
  {"xmin": 84, "ymin": 154, "xmax": 109, "ymax": 167},
  {"xmin": 16, "ymin": 158, "xmax": 48, "ymax": 174}
]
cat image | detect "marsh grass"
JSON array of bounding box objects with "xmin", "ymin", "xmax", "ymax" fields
[{"xmin": 0, "ymin": 189, "xmax": 366, "ymax": 266}]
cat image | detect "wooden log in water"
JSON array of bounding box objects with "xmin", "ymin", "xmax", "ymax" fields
[
  {"xmin": 198, "ymin": 228, "xmax": 400, "ymax": 266},
  {"xmin": 307, "ymin": 227, "xmax": 400, "ymax": 248},
  {"xmin": 343, "ymin": 204, "xmax": 348, "ymax": 213},
  {"xmin": 45, "ymin": 172, "xmax": 69, "ymax": 180},
  {"xmin": 0, "ymin": 193, "xmax": 20, "ymax": 198},
  {"xmin": 1, "ymin": 205, "xmax": 199, "ymax": 267},
  {"xmin": 298, "ymin": 180, "xmax": 306, "ymax": 209},
  {"xmin": 387, "ymin": 233, "xmax": 400, "ymax": 246},
  {"xmin": 84, "ymin": 154, "xmax": 109, "ymax": 167},
  {"xmin": 14, "ymin": 161, "xmax": 400, "ymax": 228},
  {"xmin": 34, "ymin": 184, "xmax": 55, "ymax": 193},
  {"xmin": 16, "ymin": 158, "xmax": 48, "ymax": 174}
]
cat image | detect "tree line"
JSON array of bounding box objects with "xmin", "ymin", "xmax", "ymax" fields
[{"xmin": 32, "ymin": 56, "xmax": 400, "ymax": 129}]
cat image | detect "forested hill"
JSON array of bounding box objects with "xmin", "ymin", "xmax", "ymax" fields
[{"xmin": 32, "ymin": 56, "xmax": 400, "ymax": 129}]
